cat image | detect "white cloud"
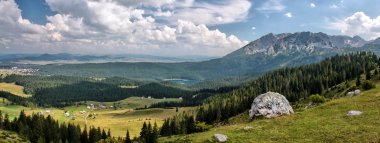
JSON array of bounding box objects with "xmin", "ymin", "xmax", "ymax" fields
[
  {"xmin": 251, "ymin": 27, "xmax": 256, "ymax": 30},
  {"xmin": 328, "ymin": 12, "xmax": 380, "ymax": 40},
  {"xmin": 177, "ymin": 20, "xmax": 247, "ymax": 48},
  {"xmin": 257, "ymin": 0, "xmax": 285, "ymax": 12},
  {"xmin": 117, "ymin": 0, "xmax": 175, "ymax": 8},
  {"xmin": 0, "ymin": 0, "xmax": 247, "ymax": 56},
  {"xmin": 153, "ymin": 9, "xmax": 173, "ymax": 17},
  {"xmin": 310, "ymin": 3, "xmax": 316, "ymax": 8},
  {"xmin": 285, "ymin": 12, "xmax": 293, "ymax": 18},
  {"xmin": 169, "ymin": 0, "xmax": 252, "ymax": 25},
  {"xmin": 330, "ymin": 4, "xmax": 339, "ymax": 9}
]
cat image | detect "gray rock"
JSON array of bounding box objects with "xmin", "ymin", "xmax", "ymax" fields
[
  {"xmin": 346, "ymin": 92, "xmax": 355, "ymax": 96},
  {"xmin": 347, "ymin": 110, "xmax": 362, "ymax": 116},
  {"xmin": 214, "ymin": 134, "xmax": 227, "ymax": 142},
  {"xmin": 249, "ymin": 92, "xmax": 294, "ymax": 118},
  {"xmin": 354, "ymin": 90, "xmax": 361, "ymax": 95}
]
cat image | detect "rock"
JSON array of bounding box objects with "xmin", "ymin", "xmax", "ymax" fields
[
  {"xmin": 243, "ymin": 126, "xmax": 253, "ymax": 130},
  {"xmin": 214, "ymin": 134, "xmax": 228, "ymax": 142},
  {"xmin": 354, "ymin": 90, "xmax": 361, "ymax": 95},
  {"xmin": 249, "ymin": 92, "xmax": 294, "ymax": 118},
  {"xmin": 347, "ymin": 110, "xmax": 362, "ymax": 116},
  {"xmin": 346, "ymin": 92, "xmax": 354, "ymax": 96}
]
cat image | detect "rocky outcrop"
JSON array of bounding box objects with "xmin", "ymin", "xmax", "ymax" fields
[
  {"xmin": 249, "ymin": 92, "xmax": 294, "ymax": 118},
  {"xmin": 213, "ymin": 134, "xmax": 228, "ymax": 142}
]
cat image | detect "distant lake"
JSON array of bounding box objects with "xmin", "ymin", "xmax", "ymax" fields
[{"xmin": 162, "ymin": 78, "xmax": 198, "ymax": 85}]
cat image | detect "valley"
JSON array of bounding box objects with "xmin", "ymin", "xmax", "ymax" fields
[
  {"xmin": 0, "ymin": 95, "xmax": 188, "ymax": 137},
  {"xmin": 1, "ymin": 32, "xmax": 380, "ymax": 143}
]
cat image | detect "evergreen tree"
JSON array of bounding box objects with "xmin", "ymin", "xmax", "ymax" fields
[
  {"xmin": 356, "ymin": 76, "xmax": 361, "ymax": 86},
  {"xmin": 101, "ymin": 129, "xmax": 107, "ymax": 139},
  {"xmin": 125, "ymin": 130, "xmax": 131, "ymax": 143},
  {"xmin": 140, "ymin": 122, "xmax": 148, "ymax": 142},
  {"xmin": 81, "ymin": 126, "xmax": 88, "ymax": 143}
]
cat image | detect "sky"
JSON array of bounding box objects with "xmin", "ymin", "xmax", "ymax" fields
[{"xmin": 1, "ymin": 0, "xmax": 380, "ymax": 57}]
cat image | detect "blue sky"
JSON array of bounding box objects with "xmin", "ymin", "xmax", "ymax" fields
[{"xmin": 1, "ymin": 0, "xmax": 380, "ymax": 56}]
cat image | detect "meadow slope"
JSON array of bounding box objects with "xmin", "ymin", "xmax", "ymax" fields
[{"xmin": 160, "ymin": 85, "xmax": 380, "ymax": 143}]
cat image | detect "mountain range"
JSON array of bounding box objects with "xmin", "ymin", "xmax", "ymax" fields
[{"xmin": 2, "ymin": 32, "xmax": 380, "ymax": 85}]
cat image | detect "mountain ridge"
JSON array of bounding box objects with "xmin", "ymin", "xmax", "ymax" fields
[{"xmin": 226, "ymin": 32, "xmax": 370, "ymax": 58}]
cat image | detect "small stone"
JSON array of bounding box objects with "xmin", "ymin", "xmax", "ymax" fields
[
  {"xmin": 243, "ymin": 126, "xmax": 253, "ymax": 130},
  {"xmin": 346, "ymin": 92, "xmax": 354, "ymax": 96},
  {"xmin": 347, "ymin": 110, "xmax": 362, "ymax": 116},
  {"xmin": 214, "ymin": 134, "xmax": 228, "ymax": 142},
  {"xmin": 354, "ymin": 90, "xmax": 361, "ymax": 95}
]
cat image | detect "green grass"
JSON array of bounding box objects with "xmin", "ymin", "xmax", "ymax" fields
[
  {"xmin": 0, "ymin": 96, "xmax": 187, "ymax": 138},
  {"xmin": 0, "ymin": 83, "xmax": 32, "ymax": 97},
  {"xmin": 160, "ymin": 85, "xmax": 380, "ymax": 143},
  {"xmin": 0, "ymin": 130, "xmax": 29, "ymax": 143},
  {"xmin": 82, "ymin": 97, "xmax": 181, "ymax": 109}
]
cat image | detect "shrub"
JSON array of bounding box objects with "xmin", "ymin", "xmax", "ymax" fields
[
  {"xmin": 195, "ymin": 122, "xmax": 212, "ymax": 132},
  {"xmin": 361, "ymin": 80, "xmax": 376, "ymax": 90},
  {"xmin": 309, "ymin": 94, "xmax": 327, "ymax": 104}
]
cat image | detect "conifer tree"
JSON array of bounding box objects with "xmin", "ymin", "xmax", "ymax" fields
[{"xmin": 125, "ymin": 130, "xmax": 131, "ymax": 143}]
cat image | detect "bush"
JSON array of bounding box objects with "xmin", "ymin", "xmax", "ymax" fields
[
  {"xmin": 195, "ymin": 122, "xmax": 212, "ymax": 132},
  {"xmin": 309, "ymin": 94, "xmax": 327, "ymax": 104},
  {"xmin": 361, "ymin": 80, "xmax": 376, "ymax": 90}
]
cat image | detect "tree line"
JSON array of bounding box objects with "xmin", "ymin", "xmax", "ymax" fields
[{"xmin": 1, "ymin": 75, "xmax": 193, "ymax": 107}]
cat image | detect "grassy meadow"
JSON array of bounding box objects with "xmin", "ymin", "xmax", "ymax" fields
[
  {"xmin": 0, "ymin": 94, "xmax": 188, "ymax": 138},
  {"xmin": 160, "ymin": 85, "xmax": 380, "ymax": 143},
  {"xmin": 0, "ymin": 83, "xmax": 32, "ymax": 97}
]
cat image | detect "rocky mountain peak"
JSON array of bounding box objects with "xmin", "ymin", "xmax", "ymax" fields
[{"xmin": 225, "ymin": 32, "xmax": 369, "ymax": 57}]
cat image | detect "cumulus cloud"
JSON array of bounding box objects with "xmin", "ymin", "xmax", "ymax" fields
[
  {"xmin": 328, "ymin": 12, "xmax": 380, "ymax": 40},
  {"xmin": 310, "ymin": 3, "xmax": 316, "ymax": 8},
  {"xmin": 257, "ymin": 0, "xmax": 285, "ymax": 12},
  {"xmin": 0, "ymin": 0, "xmax": 247, "ymax": 56},
  {"xmin": 285, "ymin": 12, "xmax": 293, "ymax": 18},
  {"xmin": 330, "ymin": 4, "xmax": 338, "ymax": 9},
  {"xmin": 168, "ymin": 0, "xmax": 252, "ymax": 25}
]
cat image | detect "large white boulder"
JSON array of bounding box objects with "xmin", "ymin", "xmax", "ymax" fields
[
  {"xmin": 213, "ymin": 134, "xmax": 227, "ymax": 142},
  {"xmin": 249, "ymin": 92, "xmax": 294, "ymax": 118}
]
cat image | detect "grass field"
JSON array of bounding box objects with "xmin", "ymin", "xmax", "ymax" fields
[
  {"xmin": 0, "ymin": 96, "xmax": 188, "ymax": 138},
  {"xmin": 82, "ymin": 97, "xmax": 181, "ymax": 109},
  {"xmin": 0, "ymin": 83, "xmax": 32, "ymax": 97},
  {"xmin": 0, "ymin": 129, "xmax": 29, "ymax": 143},
  {"xmin": 160, "ymin": 85, "xmax": 380, "ymax": 143}
]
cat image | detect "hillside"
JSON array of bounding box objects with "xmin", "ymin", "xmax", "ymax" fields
[{"xmin": 160, "ymin": 84, "xmax": 380, "ymax": 142}]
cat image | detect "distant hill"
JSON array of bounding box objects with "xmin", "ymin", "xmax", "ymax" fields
[
  {"xmin": 0, "ymin": 53, "xmax": 215, "ymax": 65},
  {"xmin": 5, "ymin": 32, "xmax": 380, "ymax": 83}
]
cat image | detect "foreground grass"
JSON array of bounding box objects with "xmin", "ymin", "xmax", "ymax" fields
[
  {"xmin": 0, "ymin": 83, "xmax": 31, "ymax": 97},
  {"xmin": 160, "ymin": 86, "xmax": 380, "ymax": 143}
]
